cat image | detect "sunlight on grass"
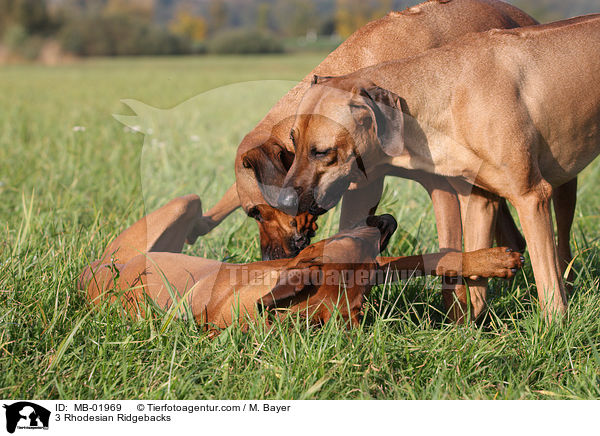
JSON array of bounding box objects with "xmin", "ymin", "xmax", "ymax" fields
[{"xmin": 1, "ymin": 55, "xmax": 600, "ymax": 399}]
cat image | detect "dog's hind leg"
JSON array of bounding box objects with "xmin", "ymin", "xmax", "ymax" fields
[
  {"xmin": 511, "ymin": 180, "xmax": 568, "ymax": 320},
  {"xmin": 553, "ymin": 178, "xmax": 577, "ymax": 288},
  {"xmin": 98, "ymin": 194, "xmax": 203, "ymax": 265},
  {"xmin": 495, "ymin": 199, "xmax": 526, "ymax": 253},
  {"xmin": 495, "ymin": 177, "xmax": 578, "ymax": 285}
]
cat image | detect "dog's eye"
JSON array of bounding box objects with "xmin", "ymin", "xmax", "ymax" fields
[
  {"xmin": 247, "ymin": 207, "xmax": 263, "ymax": 222},
  {"xmin": 311, "ymin": 146, "xmax": 333, "ymax": 158}
]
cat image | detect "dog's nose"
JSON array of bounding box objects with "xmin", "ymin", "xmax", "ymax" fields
[
  {"xmin": 277, "ymin": 187, "xmax": 299, "ymax": 214},
  {"xmin": 293, "ymin": 233, "xmax": 310, "ymax": 250}
]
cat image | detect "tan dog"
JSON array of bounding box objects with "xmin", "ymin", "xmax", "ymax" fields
[
  {"xmin": 79, "ymin": 195, "xmax": 523, "ymax": 329},
  {"xmin": 277, "ymin": 15, "xmax": 600, "ymax": 319},
  {"xmin": 190, "ymin": 0, "xmax": 539, "ymax": 321}
]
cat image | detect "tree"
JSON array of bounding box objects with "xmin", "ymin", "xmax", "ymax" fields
[
  {"xmin": 2, "ymin": 0, "xmax": 51, "ymax": 35},
  {"xmin": 271, "ymin": 0, "xmax": 318, "ymax": 37},
  {"xmin": 334, "ymin": 0, "xmax": 392, "ymax": 38},
  {"xmin": 169, "ymin": 7, "xmax": 207, "ymax": 42},
  {"xmin": 335, "ymin": 0, "xmax": 370, "ymax": 38},
  {"xmin": 104, "ymin": 0, "xmax": 156, "ymax": 21},
  {"xmin": 208, "ymin": 0, "xmax": 228, "ymax": 35},
  {"xmin": 256, "ymin": 2, "xmax": 270, "ymax": 31},
  {"xmin": 290, "ymin": 0, "xmax": 316, "ymax": 37}
]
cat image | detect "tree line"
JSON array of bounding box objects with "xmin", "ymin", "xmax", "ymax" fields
[{"xmin": 0, "ymin": 0, "xmax": 597, "ymax": 60}]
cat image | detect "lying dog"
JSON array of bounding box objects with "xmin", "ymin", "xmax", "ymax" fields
[
  {"xmin": 79, "ymin": 195, "xmax": 523, "ymax": 329},
  {"xmin": 277, "ymin": 15, "xmax": 600, "ymax": 319}
]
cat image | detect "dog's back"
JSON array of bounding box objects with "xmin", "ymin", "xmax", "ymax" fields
[{"xmin": 455, "ymin": 15, "xmax": 600, "ymax": 186}]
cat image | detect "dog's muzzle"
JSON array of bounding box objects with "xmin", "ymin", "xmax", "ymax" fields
[
  {"xmin": 292, "ymin": 233, "xmax": 311, "ymax": 252},
  {"xmin": 277, "ymin": 187, "xmax": 299, "ymax": 215}
]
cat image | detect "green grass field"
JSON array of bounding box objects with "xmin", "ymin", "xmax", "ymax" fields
[{"xmin": 1, "ymin": 54, "xmax": 600, "ymax": 400}]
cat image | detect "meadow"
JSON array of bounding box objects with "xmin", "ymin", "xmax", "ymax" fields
[{"xmin": 1, "ymin": 54, "xmax": 600, "ymax": 400}]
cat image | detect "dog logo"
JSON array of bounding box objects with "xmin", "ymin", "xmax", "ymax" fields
[
  {"xmin": 2, "ymin": 402, "xmax": 50, "ymax": 433},
  {"xmin": 112, "ymin": 80, "xmax": 296, "ymax": 212}
]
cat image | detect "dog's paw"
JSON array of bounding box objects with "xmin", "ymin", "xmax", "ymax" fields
[
  {"xmin": 295, "ymin": 213, "xmax": 318, "ymax": 237},
  {"xmin": 464, "ymin": 247, "xmax": 525, "ymax": 279},
  {"xmin": 366, "ymin": 214, "xmax": 397, "ymax": 252},
  {"xmin": 185, "ymin": 217, "xmax": 214, "ymax": 245}
]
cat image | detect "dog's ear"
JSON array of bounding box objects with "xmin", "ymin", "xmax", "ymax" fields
[
  {"xmin": 241, "ymin": 142, "xmax": 295, "ymax": 206},
  {"xmin": 349, "ymin": 82, "xmax": 405, "ymax": 157},
  {"xmin": 257, "ymin": 263, "xmax": 323, "ymax": 313}
]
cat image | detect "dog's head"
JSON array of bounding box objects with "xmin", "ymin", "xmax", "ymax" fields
[
  {"xmin": 237, "ymin": 116, "xmax": 319, "ymax": 261},
  {"xmin": 257, "ymin": 214, "xmax": 397, "ymax": 325},
  {"xmin": 277, "ymin": 75, "xmax": 405, "ymax": 216},
  {"xmin": 246, "ymin": 204, "xmax": 318, "ymax": 260}
]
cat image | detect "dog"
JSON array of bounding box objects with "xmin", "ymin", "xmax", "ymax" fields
[
  {"xmin": 276, "ymin": 15, "xmax": 600, "ymax": 320},
  {"xmin": 189, "ymin": 0, "xmax": 539, "ymax": 321},
  {"xmin": 78, "ymin": 195, "xmax": 523, "ymax": 329}
]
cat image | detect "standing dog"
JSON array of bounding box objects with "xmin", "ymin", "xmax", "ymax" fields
[
  {"xmin": 79, "ymin": 195, "xmax": 523, "ymax": 329},
  {"xmin": 277, "ymin": 15, "xmax": 600, "ymax": 319},
  {"xmin": 190, "ymin": 0, "xmax": 539, "ymax": 321}
]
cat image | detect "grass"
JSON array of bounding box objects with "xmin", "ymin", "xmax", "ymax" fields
[{"xmin": 1, "ymin": 54, "xmax": 600, "ymax": 400}]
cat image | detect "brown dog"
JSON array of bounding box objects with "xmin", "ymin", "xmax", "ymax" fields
[
  {"xmin": 79, "ymin": 195, "xmax": 523, "ymax": 329},
  {"xmin": 190, "ymin": 0, "xmax": 539, "ymax": 322},
  {"xmin": 277, "ymin": 15, "xmax": 600, "ymax": 319}
]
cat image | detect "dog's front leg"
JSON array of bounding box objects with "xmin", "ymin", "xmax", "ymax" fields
[
  {"xmin": 453, "ymin": 182, "xmax": 500, "ymax": 321},
  {"xmin": 511, "ymin": 182, "xmax": 568, "ymax": 319},
  {"xmin": 415, "ymin": 174, "xmax": 468, "ymax": 323},
  {"xmin": 187, "ymin": 183, "xmax": 240, "ymax": 243}
]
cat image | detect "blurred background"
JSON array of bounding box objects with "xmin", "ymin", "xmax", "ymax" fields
[{"xmin": 0, "ymin": 0, "xmax": 598, "ymax": 63}]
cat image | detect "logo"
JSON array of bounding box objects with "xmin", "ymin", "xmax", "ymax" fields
[{"xmin": 3, "ymin": 402, "xmax": 50, "ymax": 434}]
